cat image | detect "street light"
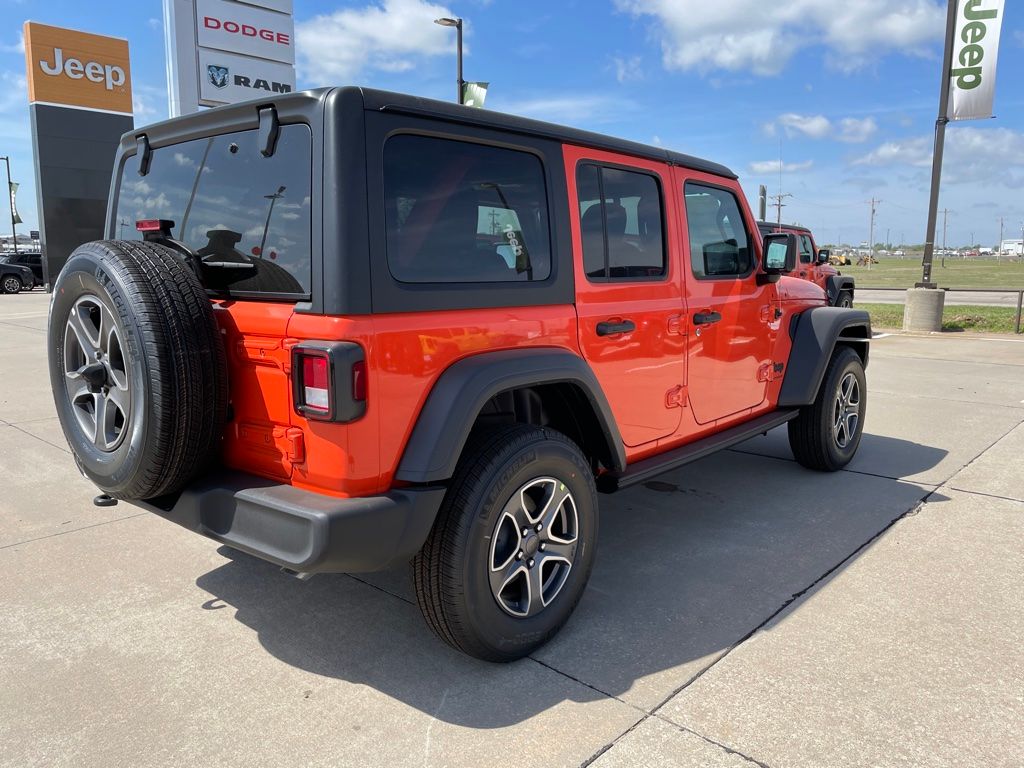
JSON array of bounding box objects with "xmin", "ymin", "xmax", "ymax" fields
[
  {"xmin": 434, "ymin": 16, "xmax": 464, "ymax": 105},
  {"xmin": 0, "ymin": 156, "xmax": 18, "ymax": 255}
]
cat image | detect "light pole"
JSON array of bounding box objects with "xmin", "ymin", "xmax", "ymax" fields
[
  {"xmin": 0, "ymin": 156, "xmax": 18, "ymax": 255},
  {"xmin": 434, "ymin": 17, "xmax": 464, "ymax": 105}
]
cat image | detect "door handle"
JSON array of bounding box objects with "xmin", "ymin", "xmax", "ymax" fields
[
  {"xmin": 596, "ymin": 320, "xmax": 636, "ymax": 336},
  {"xmin": 693, "ymin": 311, "xmax": 722, "ymax": 326}
]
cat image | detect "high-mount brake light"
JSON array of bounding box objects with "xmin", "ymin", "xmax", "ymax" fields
[{"xmin": 135, "ymin": 219, "xmax": 173, "ymax": 233}]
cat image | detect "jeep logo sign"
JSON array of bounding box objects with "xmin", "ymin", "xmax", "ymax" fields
[
  {"xmin": 947, "ymin": 0, "xmax": 1005, "ymax": 122},
  {"xmin": 23, "ymin": 22, "xmax": 132, "ymax": 114},
  {"xmin": 39, "ymin": 48, "xmax": 126, "ymax": 91}
]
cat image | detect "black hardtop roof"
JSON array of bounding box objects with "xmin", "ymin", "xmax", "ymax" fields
[
  {"xmin": 356, "ymin": 87, "xmax": 737, "ymax": 180},
  {"xmin": 757, "ymin": 220, "xmax": 812, "ymax": 235},
  {"xmin": 123, "ymin": 86, "xmax": 737, "ymax": 180}
]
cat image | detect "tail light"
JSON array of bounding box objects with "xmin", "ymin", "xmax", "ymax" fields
[{"xmin": 292, "ymin": 342, "xmax": 367, "ymax": 423}]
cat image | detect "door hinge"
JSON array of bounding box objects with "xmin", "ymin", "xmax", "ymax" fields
[
  {"xmin": 666, "ymin": 385, "xmax": 688, "ymax": 408},
  {"xmin": 667, "ymin": 314, "xmax": 684, "ymax": 335},
  {"xmin": 757, "ymin": 362, "xmax": 785, "ymax": 382},
  {"xmin": 760, "ymin": 304, "xmax": 784, "ymax": 323}
]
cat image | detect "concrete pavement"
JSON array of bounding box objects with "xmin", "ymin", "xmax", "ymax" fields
[{"xmin": 1, "ymin": 291, "xmax": 1022, "ymax": 767}]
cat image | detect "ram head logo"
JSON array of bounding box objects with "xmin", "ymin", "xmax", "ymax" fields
[{"xmin": 207, "ymin": 65, "xmax": 230, "ymax": 89}]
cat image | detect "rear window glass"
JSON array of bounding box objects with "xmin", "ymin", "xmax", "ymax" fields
[
  {"xmin": 382, "ymin": 134, "xmax": 551, "ymax": 284},
  {"xmin": 114, "ymin": 124, "xmax": 312, "ymax": 296}
]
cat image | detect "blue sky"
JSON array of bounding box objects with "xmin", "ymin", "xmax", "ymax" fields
[{"xmin": 1, "ymin": 0, "xmax": 1022, "ymax": 247}]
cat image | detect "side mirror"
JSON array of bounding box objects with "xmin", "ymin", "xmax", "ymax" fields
[
  {"xmin": 817, "ymin": 248, "xmax": 831, "ymax": 263},
  {"xmin": 762, "ymin": 233, "xmax": 798, "ymax": 280}
]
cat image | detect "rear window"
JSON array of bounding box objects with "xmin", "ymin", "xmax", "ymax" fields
[
  {"xmin": 382, "ymin": 134, "xmax": 552, "ymax": 284},
  {"xmin": 114, "ymin": 124, "xmax": 312, "ymax": 297}
]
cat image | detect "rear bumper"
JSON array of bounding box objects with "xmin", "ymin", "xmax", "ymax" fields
[{"xmin": 135, "ymin": 471, "xmax": 446, "ymax": 574}]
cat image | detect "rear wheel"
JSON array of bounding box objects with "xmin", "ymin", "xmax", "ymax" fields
[
  {"xmin": 48, "ymin": 240, "xmax": 227, "ymax": 500},
  {"xmin": 2, "ymin": 275, "xmax": 22, "ymax": 294},
  {"xmin": 836, "ymin": 291, "xmax": 854, "ymax": 308},
  {"xmin": 413, "ymin": 424, "xmax": 598, "ymax": 662},
  {"xmin": 788, "ymin": 346, "xmax": 866, "ymax": 471}
]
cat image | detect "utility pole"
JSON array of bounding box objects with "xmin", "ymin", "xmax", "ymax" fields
[
  {"xmin": 886, "ymin": 227, "xmax": 890, "ymax": 251},
  {"xmin": 868, "ymin": 198, "xmax": 880, "ymax": 270},
  {"xmin": 940, "ymin": 208, "xmax": 950, "ymax": 267},
  {"xmin": 769, "ymin": 192, "xmax": 792, "ymax": 226},
  {"xmin": 0, "ymin": 156, "xmax": 17, "ymax": 256},
  {"xmin": 998, "ymin": 217, "xmax": 1004, "ymax": 259}
]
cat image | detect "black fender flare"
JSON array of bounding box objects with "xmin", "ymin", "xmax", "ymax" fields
[
  {"xmin": 395, "ymin": 348, "xmax": 626, "ymax": 484},
  {"xmin": 826, "ymin": 275, "xmax": 856, "ymax": 305},
  {"xmin": 778, "ymin": 307, "xmax": 871, "ymax": 407}
]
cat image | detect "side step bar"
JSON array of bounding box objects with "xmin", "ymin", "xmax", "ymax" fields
[{"xmin": 598, "ymin": 409, "xmax": 800, "ymax": 493}]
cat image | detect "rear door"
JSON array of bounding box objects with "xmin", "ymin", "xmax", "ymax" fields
[
  {"xmin": 566, "ymin": 146, "xmax": 684, "ymax": 448},
  {"xmin": 676, "ymin": 170, "xmax": 777, "ymax": 425}
]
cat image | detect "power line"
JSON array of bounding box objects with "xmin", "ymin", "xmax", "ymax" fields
[{"xmin": 768, "ymin": 193, "xmax": 793, "ymax": 225}]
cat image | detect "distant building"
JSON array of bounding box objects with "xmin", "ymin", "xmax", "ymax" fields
[{"xmin": 1000, "ymin": 239, "xmax": 1023, "ymax": 256}]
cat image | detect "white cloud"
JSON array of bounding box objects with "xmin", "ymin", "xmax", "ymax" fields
[
  {"xmin": 612, "ymin": 56, "xmax": 643, "ymax": 83},
  {"xmin": 764, "ymin": 113, "xmax": 877, "ymax": 143},
  {"xmin": 0, "ymin": 33, "xmax": 24, "ymax": 54},
  {"xmin": 295, "ymin": 0, "xmax": 457, "ymax": 81},
  {"xmin": 777, "ymin": 113, "xmax": 832, "ymax": 139},
  {"xmin": 615, "ymin": 0, "xmax": 945, "ymax": 75},
  {"xmin": 750, "ymin": 159, "xmax": 814, "ymax": 174},
  {"xmin": 853, "ymin": 127, "xmax": 1024, "ymax": 186},
  {"xmin": 837, "ymin": 116, "xmax": 878, "ymax": 143}
]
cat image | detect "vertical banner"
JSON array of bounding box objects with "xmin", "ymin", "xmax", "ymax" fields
[
  {"xmin": 462, "ymin": 81, "xmax": 488, "ymax": 108},
  {"xmin": 9, "ymin": 183, "xmax": 21, "ymax": 225},
  {"xmin": 947, "ymin": 0, "xmax": 1004, "ymax": 122}
]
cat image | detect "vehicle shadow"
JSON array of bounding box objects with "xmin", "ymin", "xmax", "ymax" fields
[{"xmin": 195, "ymin": 437, "xmax": 946, "ymax": 727}]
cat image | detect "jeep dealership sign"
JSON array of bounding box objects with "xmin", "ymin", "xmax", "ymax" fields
[
  {"xmin": 164, "ymin": 0, "xmax": 296, "ymax": 113},
  {"xmin": 23, "ymin": 22, "xmax": 132, "ymax": 114},
  {"xmin": 948, "ymin": 0, "xmax": 1004, "ymax": 122}
]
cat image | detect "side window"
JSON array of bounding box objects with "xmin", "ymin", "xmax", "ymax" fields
[
  {"xmin": 576, "ymin": 163, "xmax": 665, "ymax": 281},
  {"xmin": 683, "ymin": 183, "xmax": 752, "ymax": 279},
  {"xmin": 383, "ymin": 134, "xmax": 551, "ymax": 284},
  {"xmin": 799, "ymin": 234, "xmax": 814, "ymax": 264}
]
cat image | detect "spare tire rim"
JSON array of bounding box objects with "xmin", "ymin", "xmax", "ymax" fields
[
  {"xmin": 63, "ymin": 295, "xmax": 131, "ymax": 452},
  {"xmin": 832, "ymin": 371, "xmax": 860, "ymax": 450},
  {"xmin": 488, "ymin": 476, "xmax": 579, "ymax": 618}
]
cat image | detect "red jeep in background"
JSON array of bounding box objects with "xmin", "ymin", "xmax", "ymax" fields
[
  {"xmin": 48, "ymin": 88, "xmax": 870, "ymax": 661},
  {"xmin": 758, "ymin": 221, "xmax": 855, "ymax": 307}
]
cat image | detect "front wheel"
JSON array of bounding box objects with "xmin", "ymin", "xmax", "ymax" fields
[
  {"xmin": 836, "ymin": 291, "xmax": 854, "ymax": 308},
  {"xmin": 413, "ymin": 424, "xmax": 598, "ymax": 662},
  {"xmin": 788, "ymin": 346, "xmax": 866, "ymax": 471},
  {"xmin": 2, "ymin": 275, "xmax": 22, "ymax": 294}
]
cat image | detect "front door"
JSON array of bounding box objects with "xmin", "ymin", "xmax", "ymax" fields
[
  {"xmin": 676, "ymin": 171, "xmax": 777, "ymax": 425},
  {"xmin": 567, "ymin": 147, "xmax": 684, "ymax": 448}
]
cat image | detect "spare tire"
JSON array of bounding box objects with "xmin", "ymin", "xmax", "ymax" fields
[{"xmin": 48, "ymin": 240, "xmax": 227, "ymax": 500}]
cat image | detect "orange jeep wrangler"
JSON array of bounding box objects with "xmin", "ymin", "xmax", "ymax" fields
[
  {"xmin": 757, "ymin": 221, "xmax": 855, "ymax": 307},
  {"xmin": 48, "ymin": 88, "xmax": 870, "ymax": 661}
]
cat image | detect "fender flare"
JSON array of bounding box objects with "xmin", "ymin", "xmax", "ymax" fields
[
  {"xmin": 395, "ymin": 348, "xmax": 626, "ymax": 484},
  {"xmin": 778, "ymin": 307, "xmax": 871, "ymax": 407},
  {"xmin": 826, "ymin": 275, "xmax": 856, "ymax": 305}
]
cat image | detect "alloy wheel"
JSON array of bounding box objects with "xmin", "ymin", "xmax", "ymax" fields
[
  {"xmin": 488, "ymin": 476, "xmax": 579, "ymax": 618},
  {"xmin": 63, "ymin": 295, "xmax": 131, "ymax": 452},
  {"xmin": 832, "ymin": 371, "xmax": 860, "ymax": 450}
]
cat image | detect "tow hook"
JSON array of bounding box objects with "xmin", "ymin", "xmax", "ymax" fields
[{"xmin": 93, "ymin": 494, "xmax": 118, "ymax": 507}]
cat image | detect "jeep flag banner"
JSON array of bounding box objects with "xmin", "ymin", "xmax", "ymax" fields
[
  {"xmin": 164, "ymin": 0, "xmax": 297, "ymax": 114},
  {"xmin": 23, "ymin": 22, "xmax": 132, "ymax": 114},
  {"xmin": 947, "ymin": 0, "xmax": 1004, "ymax": 122},
  {"xmin": 9, "ymin": 183, "xmax": 21, "ymax": 226}
]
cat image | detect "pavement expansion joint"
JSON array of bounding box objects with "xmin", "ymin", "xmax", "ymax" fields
[
  {"xmin": 666, "ymin": 719, "xmax": 774, "ymax": 768},
  {"xmin": 0, "ymin": 511, "xmax": 148, "ymax": 552},
  {"xmin": 344, "ymin": 573, "xmax": 415, "ymax": 606}
]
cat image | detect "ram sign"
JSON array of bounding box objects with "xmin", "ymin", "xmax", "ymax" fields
[{"xmin": 164, "ymin": 0, "xmax": 297, "ymax": 113}]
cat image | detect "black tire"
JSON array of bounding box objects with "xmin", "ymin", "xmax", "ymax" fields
[
  {"xmin": 788, "ymin": 346, "xmax": 866, "ymax": 471},
  {"xmin": 2, "ymin": 274, "xmax": 22, "ymax": 294},
  {"xmin": 48, "ymin": 240, "xmax": 227, "ymax": 500},
  {"xmin": 413, "ymin": 424, "xmax": 598, "ymax": 662},
  {"xmin": 836, "ymin": 291, "xmax": 854, "ymax": 308}
]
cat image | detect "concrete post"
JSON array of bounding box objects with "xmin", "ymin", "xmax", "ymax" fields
[{"xmin": 904, "ymin": 288, "xmax": 945, "ymax": 333}]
